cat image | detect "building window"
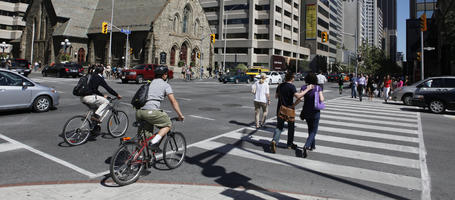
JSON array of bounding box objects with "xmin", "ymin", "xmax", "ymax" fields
[
  {"xmin": 208, "ymin": 20, "xmax": 218, "ymax": 25},
  {"xmin": 317, "ymin": 18, "xmax": 329, "ymax": 29},
  {"xmin": 226, "ymin": 33, "xmax": 248, "ymax": 39},
  {"xmin": 170, "ymin": 46, "xmax": 177, "ymax": 66},
  {"xmin": 225, "ymin": 18, "xmax": 249, "ymax": 24},
  {"xmin": 283, "ymin": 51, "xmax": 291, "ymax": 56},
  {"xmin": 293, "ymin": 15, "xmax": 299, "ymax": 21},
  {"xmin": 284, "ymin": 24, "xmax": 291, "ymax": 31},
  {"xmin": 203, "ymin": 7, "xmax": 219, "ymax": 12},
  {"xmin": 255, "ymin": 4, "xmax": 270, "ymax": 11},
  {"xmin": 294, "ymin": 3, "xmax": 299, "ymax": 9},
  {"xmin": 317, "ymin": 42, "xmax": 328, "ymax": 52},
  {"xmin": 254, "ymin": 34, "xmax": 269, "ymax": 39},
  {"xmin": 284, "ymin": 0, "xmax": 292, "ymax": 5},
  {"xmin": 318, "ymin": 5, "xmax": 329, "ymax": 18},
  {"xmin": 224, "ymin": 4, "xmax": 249, "ymax": 10},
  {"xmin": 255, "ymin": 19, "xmax": 269, "ymax": 25},
  {"xmin": 284, "ymin": 10, "xmax": 292, "ymax": 18},
  {"xmin": 183, "ymin": 5, "xmax": 191, "ymax": 33},
  {"xmin": 275, "ymin": 20, "xmax": 282, "ymax": 27},
  {"xmin": 329, "ymin": 48, "xmax": 337, "ymax": 54},
  {"xmin": 293, "ymin": 27, "xmax": 298, "ymax": 33},
  {"xmin": 254, "ymin": 48, "xmax": 269, "ymax": 54},
  {"xmin": 293, "ymin": 40, "xmax": 298, "ymax": 45},
  {"xmin": 284, "ymin": 37, "xmax": 291, "ymax": 44},
  {"xmin": 274, "ymin": 49, "xmax": 282, "ymax": 55},
  {"xmin": 226, "ymin": 48, "xmax": 248, "ymax": 53},
  {"xmin": 275, "ymin": 34, "xmax": 282, "ymax": 41},
  {"xmin": 275, "ymin": 6, "xmax": 282, "ymax": 13}
]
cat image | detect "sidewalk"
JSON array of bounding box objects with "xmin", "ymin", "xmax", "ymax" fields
[{"xmin": 0, "ymin": 182, "xmax": 337, "ymax": 200}]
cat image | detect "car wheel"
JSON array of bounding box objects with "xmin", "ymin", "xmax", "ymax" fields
[
  {"xmin": 402, "ymin": 94, "xmax": 413, "ymax": 106},
  {"xmin": 33, "ymin": 96, "xmax": 51, "ymax": 112},
  {"xmin": 121, "ymin": 79, "xmax": 128, "ymax": 84},
  {"xmin": 429, "ymin": 100, "xmax": 445, "ymax": 114},
  {"xmin": 136, "ymin": 75, "xmax": 143, "ymax": 84},
  {"xmin": 235, "ymin": 79, "xmax": 239, "ymax": 84}
]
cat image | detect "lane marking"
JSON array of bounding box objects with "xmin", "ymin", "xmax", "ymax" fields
[
  {"xmin": 0, "ymin": 143, "xmax": 22, "ymax": 153},
  {"xmin": 189, "ymin": 115, "xmax": 215, "ymax": 121},
  {"xmin": 224, "ymin": 131, "xmax": 420, "ymax": 169},
  {"xmin": 325, "ymin": 107, "xmax": 418, "ymax": 119},
  {"xmin": 321, "ymin": 110, "xmax": 418, "ymax": 123},
  {"xmin": 0, "ymin": 134, "xmax": 96, "ymax": 178},
  {"xmin": 417, "ymin": 112, "xmax": 431, "ymax": 199},
  {"xmin": 321, "ymin": 114, "xmax": 417, "ymax": 128},
  {"xmin": 327, "ymin": 104, "xmax": 417, "ymax": 116},
  {"xmin": 298, "ymin": 120, "xmax": 418, "ymax": 135},
  {"xmin": 328, "ymin": 101, "xmax": 407, "ymax": 111},
  {"xmin": 195, "ymin": 141, "xmax": 422, "ymax": 191}
]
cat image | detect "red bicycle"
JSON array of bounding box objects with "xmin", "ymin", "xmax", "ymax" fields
[{"xmin": 109, "ymin": 117, "xmax": 186, "ymax": 186}]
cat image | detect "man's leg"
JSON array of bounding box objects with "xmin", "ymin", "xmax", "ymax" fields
[
  {"xmin": 287, "ymin": 121, "xmax": 295, "ymax": 148},
  {"xmin": 261, "ymin": 103, "xmax": 268, "ymax": 126},
  {"xmin": 94, "ymin": 96, "xmax": 110, "ymax": 119},
  {"xmin": 254, "ymin": 101, "xmax": 261, "ymax": 128}
]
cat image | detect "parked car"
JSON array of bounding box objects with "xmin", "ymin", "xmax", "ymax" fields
[
  {"xmin": 278, "ymin": 71, "xmax": 285, "ymax": 80},
  {"xmin": 5, "ymin": 59, "xmax": 31, "ymax": 77},
  {"xmin": 255, "ymin": 71, "xmax": 282, "ymax": 84},
  {"xmin": 0, "ymin": 68, "xmax": 59, "ymax": 112},
  {"xmin": 391, "ymin": 78, "xmax": 426, "ymax": 105},
  {"xmin": 222, "ymin": 71, "xmax": 251, "ymax": 84},
  {"xmin": 121, "ymin": 64, "xmax": 174, "ymax": 84},
  {"xmin": 42, "ymin": 63, "xmax": 83, "ymax": 78},
  {"xmin": 411, "ymin": 76, "xmax": 455, "ymax": 113}
]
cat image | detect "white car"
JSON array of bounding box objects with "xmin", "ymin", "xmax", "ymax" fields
[{"xmin": 255, "ymin": 71, "xmax": 282, "ymax": 84}]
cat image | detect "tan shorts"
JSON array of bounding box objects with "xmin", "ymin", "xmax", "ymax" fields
[{"xmin": 136, "ymin": 109, "xmax": 172, "ymax": 129}]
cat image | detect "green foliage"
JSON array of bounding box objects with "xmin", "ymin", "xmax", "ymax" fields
[
  {"xmin": 358, "ymin": 44, "xmax": 401, "ymax": 75},
  {"xmin": 57, "ymin": 54, "xmax": 71, "ymax": 62},
  {"xmin": 178, "ymin": 60, "xmax": 185, "ymax": 67},
  {"xmin": 234, "ymin": 63, "xmax": 248, "ymax": 72},
  {"xmin": 298, "ymin": 60, "xmax": 310, "ymax": 72}
]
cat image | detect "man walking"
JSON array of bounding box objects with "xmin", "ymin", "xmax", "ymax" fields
[
  {"xmin": 357, "ymin": 74, "xmax": 366, "ymax": 101},
  {"xmin": 350, "ymin": 74, "xmax": 357, "ymax": 98},
  {"xmin": 316, "ymin": 71, "xmax": 327, "ymax": 90}
]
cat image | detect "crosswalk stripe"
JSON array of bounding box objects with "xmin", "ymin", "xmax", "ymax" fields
[
  {"xmin": 324, "ymin": 107, "xmax": 418, "ymax": 119},
  {"xmin": 326, "ymin": 104, "xmax": 417, "ymax": 116},
  {"xmin": 328, "ymin": 101, "xmax": 406, "ymax": 111},
  {"xmin": 0, "ymin": 142, "xmax": 22, "ymax": 153},
  {"xmin": 321, "ymin": 114, "xmax": 417, "ymax": 128},
  {"xmin": 321, "ymin": 110, "xmax": 417, "ymax": 123},
  {"xmin": 224, "ymin": 131, "xmax": 420, "ymax": 169},
  {"xmin": 245, "ymin": 126, "xmax": 419, "ymax": 144},
  {"xmin": 296, "ymin": 120, "xmax": 417, "ymax": 135},
  {"xmin": 252, "ymin": 128, "xmax": 419, "ymax": 154},
  {"xmin": 195, "ymin": 141, "xmax": 422, "ymax": 191},
  {"xmin": 336, "ymin": 98, "xmax": 406, "ymax": 105}
]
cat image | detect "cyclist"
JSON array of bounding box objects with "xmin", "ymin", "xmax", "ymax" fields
[
  {"xmin": 81, "ymin": 66, "xmax": 122, "ymax": 123},
  {"xmin": 136, "ymin": 65, "xmax": 184, "ymax": 150}
]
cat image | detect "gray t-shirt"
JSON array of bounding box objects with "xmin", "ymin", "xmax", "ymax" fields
[{"xmin": 142, "ymin": 79, "xmax": 173, "ymax": 110}]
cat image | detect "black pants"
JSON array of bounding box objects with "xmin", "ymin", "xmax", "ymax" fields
[
  {"xmin": 274, "ymin": 117, "xmax": 295, "ymax": 145},
  {"xmin": 357, "ymin": 85, "xmax": 364, "ymax": 101}
]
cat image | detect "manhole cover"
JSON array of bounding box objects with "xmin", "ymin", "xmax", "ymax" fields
[
  {"xmin": 198, "ymin": 107, "xmax": 221, "ymax": 111},
  {"xmin": 223, "ymin": 104, "xmax": 242, "ymax": 107}
]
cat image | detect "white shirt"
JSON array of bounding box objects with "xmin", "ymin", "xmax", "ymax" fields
[
  {"xmin": 317, "ymin": 74, "xmax": 327, "ymax": 84},
  {"xmin": 252, "ymin": 81, "xmax": 269, "ymax": 103}
]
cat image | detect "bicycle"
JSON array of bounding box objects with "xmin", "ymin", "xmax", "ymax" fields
[
  {"xmin": 62, "ymin": 97, "xmax": 129, "ymax": 146},
  {"xmin": 109, "ymin": 117, "xmax": 186, "ymax": 186}
]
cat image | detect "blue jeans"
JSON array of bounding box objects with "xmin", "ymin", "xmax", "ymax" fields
[
  {"xmin": 272, "ymin": 117, "xmax": 295, "ymax": 145},
  {"xmin": 304, "ymin": 112, "xmax": 320, "ymax": 149},
  {"xmin": 351, "ymin": 85, "xmax": 357, "ymax": 98}
]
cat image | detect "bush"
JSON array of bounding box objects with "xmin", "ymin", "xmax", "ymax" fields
[
  {"xmin": 235, "ymin": 64, "xmax": 248, "ymax": 72},
  {"xmin": 178, "ymin": 61, "xmax": 185, "ymax": 67}
]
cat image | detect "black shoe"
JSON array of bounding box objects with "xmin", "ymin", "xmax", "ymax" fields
[
  {"xmin": 302, "ymin": 148, "xmax": 308, "ymax": 158},
  {"xmin": 287, "ymin": 143, "xmax": 297, "ymax": 150},
  {"xmin": 270, "ymin": 141, "xmax": 276, "ymax": 153},
  {"xmin": 149, "ymin": 143, "xmax": 162, "ymax": 153}
]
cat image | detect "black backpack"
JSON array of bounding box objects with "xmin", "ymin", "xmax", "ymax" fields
[
  {"xmin": 131, "ymin": 82, "xmax": 150, "ymax": 109},
  {"xmin": 73, "ymin": 74, "xmax": 92, "ymax": 96}
]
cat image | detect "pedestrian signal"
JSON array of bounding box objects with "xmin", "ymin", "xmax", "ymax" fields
[
  {"xmin": 129, "ymin": 48, "xmax": 133, "ymax": 55},
  {"xmin": 102, "ymin": 22, "xmax": 108, "ymax": 34},
  {"xmin": 417, "ymin": 52, "xmax": 421, "ymax": 61},
  {"xmin": 321, "ymin": 31, "xmax": 328, "ymax": 43},
  {"xmin": 420, "ymin": 13, "xmax": 427, "ymax": 32},
  {"xmin": 210, "ymin": 34, "xmax": 215, "ymax": 44},
  {"xmin": 197, "ymin": 52, "xmax": 201, "ymax": 59}
]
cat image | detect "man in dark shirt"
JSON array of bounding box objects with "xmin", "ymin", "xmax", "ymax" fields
[
  {"xmin": 271, "ymin": 72, "xmax": 307, "ymax": 153},
  {"xmin": 81, "ymin": 66, "xmax": 121, "ymax": 122}
]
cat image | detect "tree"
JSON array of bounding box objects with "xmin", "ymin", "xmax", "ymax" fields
[
  {"xmin": 358, "ymin": 44, "xmax": 401, "ymax": 75},
  {"xmin": 234, "ymin": 63, "xmax": 248, "ymax": 72}
]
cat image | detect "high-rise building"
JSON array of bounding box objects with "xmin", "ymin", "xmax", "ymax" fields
[
  {"xmin": 342, "ymin": 0, "xmax": 365, "ymax": 65},
  {"xmin": 329, "ymin": 0, "xmax": 344, "ymax": 66},
  {"xmin": 364, "ymin": 0, "xmax": 383, "ymax": 48},
  {"xmin": 379, "ymin": 0, "xmax": 397, "ymax": 62},
  {"xmin": 200, "ymin": 0, "xmax": 310, "ymax": 71},
  {"xmin": 0, "ymin": 0, "xmax": 29, "ymax": 57}
]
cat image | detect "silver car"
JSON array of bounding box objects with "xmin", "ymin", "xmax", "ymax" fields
[
  {"xmin": 0, "ymin": 69, "xmax": 59, "ymax": 112},
  {"xmin": 391, "ymin": 79, "xmax": 426, "ymax": 105}
]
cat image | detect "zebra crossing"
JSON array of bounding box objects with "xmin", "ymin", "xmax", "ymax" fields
[{"xmin": 189, "ymin": 97, "xmax": 428, "ymax": 196}]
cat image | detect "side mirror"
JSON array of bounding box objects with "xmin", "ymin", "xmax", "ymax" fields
[{"xmin": 22, "ymin": 81, "xmax": 28, "ymax": 89}]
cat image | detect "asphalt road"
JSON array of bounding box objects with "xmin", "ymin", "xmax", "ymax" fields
[{"xmin": 0, "ymin": 72, "xmax": 454, "ymax": 200}]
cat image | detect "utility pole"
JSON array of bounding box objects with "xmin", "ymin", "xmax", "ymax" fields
[
  {"xmin": 355, "ymin": 0, "xmax": 359, "ymax": 76},
  {"xmin": 30, "ymin": 21, "xmax": 35, "ymax": 67},
  {"xmin": 223, "ymin": 13, "xmax": 228, "ymax": 72},
  {"xmin": 108, "ymin": 0, "xmax": 114, "ymax": 66},
  {"xmin": 125, "ymin": 26, "xmax": 129, "ymax": 69}
]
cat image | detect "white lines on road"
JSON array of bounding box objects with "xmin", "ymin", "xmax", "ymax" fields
[
  {"xmin": 322, "ymin": 114, "xmax": 417, "ymax": 128},
  {"xmin": 443, "ymin": 114, "xmax": 455, "ymax": 120},
  {"xmin": 189, "ymin": 115, "xmax": 215, "ymax": 121},
  {"xmin": 0, "ymin": 142, "xmax": 22, "ymax": 153},
  {"xmin": 0, "ymin": 134, "xmax": 97, "ymax": 178},
  {"xmin": 322, "ymin": 110, "xmax": 418, "ymax": 123},
  {"xmin": 417, "ymin": 112, "xmax": 432, "ymax": 200}
]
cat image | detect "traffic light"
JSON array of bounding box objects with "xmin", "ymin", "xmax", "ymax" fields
[
  {"xmin": 197, "ymin": 52, "xmax": 201, "ymax": 59},
  {"xmin": 417, "ymin": 52, "xmax": 421, "ymax": 61},
  {"xmin": 210, "ymin": 34, "xmax": 215, "ymax": 44},
  {"xmin": 102, "ymin": 22, "xmax": 108, "ymax": 34},
  {"xmin": 129, "ymin": 48, "xmax": 133, "ymax": 55},
  {"xmin": 420, "ymin": 13, "xmax": 427, "ymax": 32},
  {"xmin": 321, "ymin": 31, "xmax": 328, "ymax": 43}
]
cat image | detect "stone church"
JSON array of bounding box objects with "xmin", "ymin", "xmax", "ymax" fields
[{"xmin": 20, "ymin": 0, "xmax": 213, "ymax": 70}]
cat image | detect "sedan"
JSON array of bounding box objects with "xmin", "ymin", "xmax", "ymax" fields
[
  {"xmin": 222, "ymin": 72, "xmax": 251, "ymax": 84},
  {"xmin": 42, "ymin": 63, "xmax": 83, "ymax": 78},
  {"xmin": 0, "ymin": 69, "xmax": 59, "ymax": 112},
  {"xmin": 255, "ymin": 71, "xmax": 282, "ymax": 84}
]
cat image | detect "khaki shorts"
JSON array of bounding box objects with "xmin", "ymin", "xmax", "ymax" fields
[{"xmin": 136, "ymin": 109, "xmax": 172, "ymax": 137}]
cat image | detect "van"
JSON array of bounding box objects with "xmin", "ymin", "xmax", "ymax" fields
[{"xmin": 246, "ymin": 67, "xmax": 269, "ymax": 77}]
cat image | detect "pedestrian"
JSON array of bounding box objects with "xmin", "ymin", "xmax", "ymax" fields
[
  {"xmin": 357, "ymin": 74, "xmax": 366, "ymax": 101},
  {"xmin": 181, "ymin": 67, "xmax": 186, "ymax": 79},
  {"xmin": 338, "ymin": 74, "xmax": 344, "ymax": 95},
  {"xmin": 383, "ymin": 75, "xmax": 392, "ymax": 103},
  {"xmin": 251, "ymin": 73, "xmax": 270, "ymax": 129},
  {"xmin": 105, "ymin": 64, "xmax": 112, "ymax": 79},
  {"xmin": 208, "ymin": 66, "xmax": 212, "ymax": 78},
  {"xmin": 404, "ymin": 76, "xmax": 410, "ymax": 86},
  {"xmin": 397, "ymin": 77, "xmax": 404, "ymax": 88},
  {"xmin": 298, "ymin": 72, "xmax": 324, "ymax": 158},
  {"xmin": 34, "ymin": 61, "xmax": 39, "ymax": 72},
  {"xmin": 185, "ymin": 67, "xmax": 191, "ymax": 81},
  {"xmin": 200, "ymin": 66, "xmax": 204, "ymax": 80},
  {"xmin": 270, "ymin": 72, "xmax": 307, "ymax": 153},
  {"xmin": 350, "ymin": 74, "xmax": 357, "ymax": 98},
  {"xmin": 366, "ymin": 75, "xmax": 374, "ymax": 101},
  {"xmin": 316, "ymin": 70, "xmax": 327, "ymax": 90}
]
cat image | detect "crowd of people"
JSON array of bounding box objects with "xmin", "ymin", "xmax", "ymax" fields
[{"xmin": 348, "ymin": 73, "xmax": 409, "ymax": 102}]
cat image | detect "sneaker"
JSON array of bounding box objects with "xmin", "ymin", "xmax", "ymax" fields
[
  {"xmin": 287, "ymin": 143, "xmax": 297, "ymax": 150},
  {"xmin": 270, "ymin": 141, "xmax": 276, "ymax": 153}
]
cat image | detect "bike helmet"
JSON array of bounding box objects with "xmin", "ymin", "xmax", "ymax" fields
[{"xmin": 154, "ymin": 65, "xmax": 169, "ymax": 77}]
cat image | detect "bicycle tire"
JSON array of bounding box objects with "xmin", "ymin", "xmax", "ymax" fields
[
  {"xmin": 163, "ymin": 132, "xmax": 187, "ymax": 169},
  {"xmin": 62, "ymin": 115, "xmax": 91, "ymax": 146},
  {"xmin": 107, "ymin": 110, "xmax": 129, "ymax": 137},
  {"xmin": 110, "ymin": 142, "xmax": 145, "ymax": 186}
]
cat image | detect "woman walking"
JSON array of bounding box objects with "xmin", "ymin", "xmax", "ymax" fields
[
  {"xmin": 252, "ymin": 73, "xmax": 270, "ymax": 128},
  {"xmin": 383, "ymin": 75, "xmax": 392, "ymax": 102},
  {"xmin": 299, "ymin": 73, "xmax": 324, "ymax": 158}
]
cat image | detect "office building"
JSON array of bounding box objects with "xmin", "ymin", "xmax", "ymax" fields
[
  {"xmin": 379, "ymin": 0, "xmax": 397, "ymax": 61},
  {"xmin": 0, "ymin": 0, "xmax": 29, "ymax": 57},
  {"xmin": 364, "ymin": 0, "xmax": 383, "ymax": 48},
  {"xmin": 342, "ymin": 0, "xmax": 365, "ymax": 65},
  {"xmin": 200, "ymin": 0, "xmax": 310, "ymax": 71}
]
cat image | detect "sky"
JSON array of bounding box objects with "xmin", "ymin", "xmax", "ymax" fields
[{"xmin": 396, "ymin": 0, "xmax": 409, "ymax": 60}]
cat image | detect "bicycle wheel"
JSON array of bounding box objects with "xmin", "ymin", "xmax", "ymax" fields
[
  {"xmin": 62, "ymin": 115, "xmax": 91, "ymax": 146},
  {"xmin": 163, "ymin": 132, "xmax": 187, "ymax": 169},
  {"xmin": 110, "ymin": 142, "xmax": 145, "ymax": 186},
  {"xmin": 107, "ymin": 110, "xmax": 129, "ymax": 137}
]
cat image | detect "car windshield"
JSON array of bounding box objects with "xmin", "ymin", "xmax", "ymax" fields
[
  {"xmin": 133, "ymin": 65, "xmax": 146, "ymax": 69},
  {"xmin": 248, "ymin": 69, "xmax": 259, "ymax": 73}
]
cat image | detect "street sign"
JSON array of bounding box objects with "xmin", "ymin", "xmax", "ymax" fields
[
  {"xmin": 160, "ymin": 52, "xmax": 167, "ymax": 64},
  {"xmin": 121, "ymin": 29, "xmax": 131, "ymax": 35}
]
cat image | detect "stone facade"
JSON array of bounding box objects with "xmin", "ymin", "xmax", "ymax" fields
[{"xmin": 20, "ymin": 0, "xmax": 213, "ymax": 74}]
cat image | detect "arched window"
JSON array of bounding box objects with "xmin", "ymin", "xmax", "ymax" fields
[
  {"xmin": 182, "ymin": 5, "xmax": 191, "ymax": 33},
  {"xmin": 173, "ymin": 15, "xmax": 179, "ymax": 33},
  {"xmin": 194, "ymin": 19, "xmax": 199, "ymax": 35}
]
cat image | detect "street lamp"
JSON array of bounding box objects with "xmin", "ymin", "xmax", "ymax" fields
[
  {"xmin": 222, "ymin": 3, "xmax": 247, "ymax": 72},
  {"xmin": 61, "ymin": 39, "xmax": 71, "ymax": 55}
]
